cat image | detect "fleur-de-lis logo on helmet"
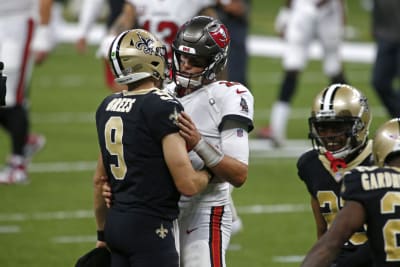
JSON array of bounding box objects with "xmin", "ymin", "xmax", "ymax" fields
[{"xmin": 136, "ymin": 32, "xmax": 154, "ymax": 55}]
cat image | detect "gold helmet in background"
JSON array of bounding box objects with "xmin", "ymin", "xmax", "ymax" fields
[
  {"xmin": 373, "ymin": 118, "xmax": 400, "ymax": 167},
  {"xmin": 309, "ymin": 84, "xmax": 372, "ymax": 159},
  {"xmin": 108, "ymin": 29, "xmax": 168, "ymax": 85}
]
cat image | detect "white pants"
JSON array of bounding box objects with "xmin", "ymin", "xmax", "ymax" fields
[
  {"xmin": 179, "ymin": 205, "xmax": 232, "ymax": 267},
  {"xmin": 283, "ymin": 0, "xmax": 344, "ymax": 76}
]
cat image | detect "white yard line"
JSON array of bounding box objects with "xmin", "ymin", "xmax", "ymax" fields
[
  {"xmin": 55, "ymin": 23, "xmax": 375, "ymax": 63},
  {"xmin": 0, "ymin": 204, "xmax": 309, "ymax": 223},
  {"xmin": 0, "ymin": 225, "xmax": 20, "ymax": 233},
  {"xmin": 30, "ymin": 105, "xmax": 388, "ymax": 124}
]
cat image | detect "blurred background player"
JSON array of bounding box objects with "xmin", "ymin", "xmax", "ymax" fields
[
  {"xmin": 300, "ymin": 117, "xmax": 400, "ymax": 267},
  {"xmin": 216, "ymin": 0, "xmax": 250, "ymax": 87},
  {"xmin": 298, "ymin": 84, "xmax": 374, "ymax": 266},
  {"xmin": 97, "ymin": 0, "xmax": 218, "ymax": 86},
  {"xmin": 0, "ymin": 0, "xmax": 53, "ymax": 184},
  {"xmin": 371, "ymin": 0, "xmax": 400, "ymax": 118},
  {"xmin": 257, "ymin": 0, "xmax": 348, "ymax": 147},
  {"xmin": 94, "ymin": 29, "xmax": 212, "ymax": 266},
  {"xmin": 75, "ymin": 0, "xmax": 125, "ymax": 92}
]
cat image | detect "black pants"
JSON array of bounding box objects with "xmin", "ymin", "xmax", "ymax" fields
[{"xmin": 105, "ymin": 209, "xmax": 179, "ymax": 267}]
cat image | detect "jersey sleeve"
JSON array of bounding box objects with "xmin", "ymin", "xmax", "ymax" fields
[
  {"xmin": 215, "ymin": 81, "xmax": 254, "ymax": 132},
  {"xmin": 145, "ymin": 90, "xmax": 184, "ymax": 142},
  {"xmin": 341, "ymin": 169, "xmax": 366, "ymax": 203}
]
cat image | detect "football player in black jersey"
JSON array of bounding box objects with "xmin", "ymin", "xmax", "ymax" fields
[
  {"xmin": 301, "ymin": 118, "xmax": 400, "ymax": 267},
  {"xmin": 298, "ymin": 83, "xmax": 374, "ymax": 267},
  {"xmin": 92, "ymin": 29, "xmax": 212, "ymax": 267}
]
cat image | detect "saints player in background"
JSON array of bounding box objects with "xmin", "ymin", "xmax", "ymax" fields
[
  {"xmin": 301, "ymin": 118, "xmax": 400, "ymax": 267},
  {"xmin": 93, "ymin": 29, "xmax": 212, "ymax": 267},
  {"xmin": 298, "ymin": 84, "xmax": 374, "ymax": 266}
]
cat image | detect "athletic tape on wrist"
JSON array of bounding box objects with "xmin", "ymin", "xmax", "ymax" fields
[{"xmin": 193, "ymin": 138, "xmax": 224, "ymax": 168}]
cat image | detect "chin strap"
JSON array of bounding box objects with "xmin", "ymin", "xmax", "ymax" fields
[{"xmin": 324, "ymin": 151, "xmax": 347, "ymax": 172}]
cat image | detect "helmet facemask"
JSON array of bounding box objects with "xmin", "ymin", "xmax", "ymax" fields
[
  {"xmin": 309, "ymin": 117, "xmax": 367, "ymax": 159},
  {"xmin": 172, "ymin": 52, "xmax": 209, "ymax": 91}
]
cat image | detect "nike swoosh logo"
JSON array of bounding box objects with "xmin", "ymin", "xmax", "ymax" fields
[
  {"xmin": 236, "ymin": 89, "xmax": 247, "ymax": 94},
  {"xmin": 186, "ymin": 228, "xmax": 198, "ymax": 234}
]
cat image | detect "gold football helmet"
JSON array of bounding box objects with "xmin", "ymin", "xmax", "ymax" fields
[
  {"xmin": 373, "ymin": 118, "xmax": 400, "ymax": 167},
  {"xmin": 108, "ymin": 29, "xmax": 168, "ymax": 85},
  {"xmin": 309, "ymin": 84, "xmax": 372, "ymax": 159}
]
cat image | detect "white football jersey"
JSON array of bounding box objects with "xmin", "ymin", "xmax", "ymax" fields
[
  {"xmin": 166, "ymin": 81, "xmax": 254, "ymax": 207},
  {"xmin": 0, "ymin": 0, "xmax": 38, "ymax": 17},
  {"xmin": 127, "ymin": 0, "xmax": 215, "ymax": 59}
]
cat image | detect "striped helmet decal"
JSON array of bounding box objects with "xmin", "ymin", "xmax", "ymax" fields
[
  {"xmin": 320, "ymin": 84, "xmax": 341, "ymax": 112},
  {"xmin": 109, "ymin": 31, "xmax": 129, "ymax": 78}
]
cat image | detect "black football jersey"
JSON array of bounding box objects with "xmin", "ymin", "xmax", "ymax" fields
[
  {"xmin": 342, "ymin": 166, "xmax": 400, "ymax": 267},
  {"xmin": 95, "ymin": 88, "xmax": 184, "ymax": 220},
  {"xmin": 297, "ymin": 142, "xmax": 373, "ymax": 248}
]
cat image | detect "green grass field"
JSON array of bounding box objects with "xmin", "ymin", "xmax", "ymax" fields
[{"xmin": 0, "ymin": 1, "xmax": 391, "ymax": 266}]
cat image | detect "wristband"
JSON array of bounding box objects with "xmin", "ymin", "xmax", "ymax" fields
[
  {"xmin": 97, "ymin": 230, "xmax": 105, "ymax": 241},
  {"xmin": 193, "ymin": 138, "xmax": 224, "ymax": 168}
]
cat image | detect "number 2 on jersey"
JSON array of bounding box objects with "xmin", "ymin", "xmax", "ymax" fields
[{"xmin": 381, "ymin": 191, "xmax": 400, "ymax": 261}]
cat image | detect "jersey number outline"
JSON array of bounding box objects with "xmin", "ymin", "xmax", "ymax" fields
[
  {"xmin": 317, "ymin": 191, "xmax": 367, "ymax": 245},
  {"xmin": 381, "ymin": 191, "xmax": 400, "ymax": 261},
  {"xmin": 104, "ymin": 116, "xmax": 127, "ymax": 180}
]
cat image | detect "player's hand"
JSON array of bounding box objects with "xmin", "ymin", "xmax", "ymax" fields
[
  {"xmin": 101, "ymin": 176, "xmax": 112, "ymax": 208},
  {"xmin": 178, "ymin": 111, "xmax": 202, "ymax": 151}
]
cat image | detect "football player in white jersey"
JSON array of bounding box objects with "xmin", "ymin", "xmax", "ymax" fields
[
  {"xmin": 170, "ymin": 16, "xmax": 254, "ymax": 266},
  {"xmin": 75, "ymin": 0, "xmax": 125, "ymax": 92},
  {"xmin": 258, "ymin": 0, "xmax": 347, "ymax": 147},
  {"xmin": 0, "ymin": 0, "xmax": 53, "ymax": 184},
  {"xmin": 97, "ymin": 0, "xmax": 218, "ymax": 75}
]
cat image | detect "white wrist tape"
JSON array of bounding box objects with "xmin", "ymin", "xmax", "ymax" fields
[{"xmin": 193, "ymin": 138, "xmax": 224, "ymax": 168}]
